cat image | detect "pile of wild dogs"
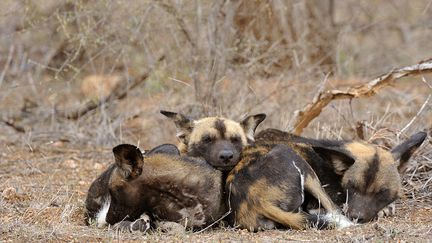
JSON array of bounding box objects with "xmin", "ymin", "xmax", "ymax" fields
[{"xmin": 84, "ymin": 110, "xmax": 427, "ymax": 234}]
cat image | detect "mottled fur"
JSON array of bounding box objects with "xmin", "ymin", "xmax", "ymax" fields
[
  {"xmin": 226, "ymin": 143, "xmax": 352, "ymax": 231},
  {"xmin": 162, "ymin": 111, "xmax": 351, "ymax": 230},
  {"xmin": 256, "ymin": 128, "xmax": 427, "ymax": 222},
  {"xmin": 85, "ymin": 144, "xmax": 224, "ymax": 230}
]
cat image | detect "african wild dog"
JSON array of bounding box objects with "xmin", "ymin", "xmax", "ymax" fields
[
  {"xmin": 226, "ymin": 142, "xmax": 353, "ymax": 231},
  {"xmin": 85, "ymin": 143, "xmax": 224, "ymax": 232},
  {"xmin": 161, "ymin": 111, "xmax": 352, "ymax": 231},
  {"xmin": 160, "ymin": 110, "xmax": 266, "ymax": 171},
  {"xmin": 255, "ymin": 128, "xmax": 427, "ymax": 223}
]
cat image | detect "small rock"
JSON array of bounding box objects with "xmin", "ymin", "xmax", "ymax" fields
[
  {"xmin": 2, "ymin": 187, "xmax": 17, "ymax": 200},
  {"xmin": 93, "ymin": 163, "xmax": 104, "ymax": 170},
  {"xmin": 49, "ymin": 201, "xmax": 60, "ymax": 207},
  {"xmin": 63, "ymin": 159, "xmax": 77, "ymax": 169},
  {"xmin": 78, "ymin": 180, "xmax": 86, "ymax": 185},
  {"xmin": 51, "ymin": 141, "xmax": 65, "ymax": 147},
  {"xmin": 81, "ymin": 74, "xmax": 121, "ymax": 100}
]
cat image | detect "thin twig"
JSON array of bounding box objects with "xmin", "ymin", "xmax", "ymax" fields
[
  {"xmin": 421, "ymin": 76, "xmax": 432, "ymax": 89},
  {"xmin": 168, "ymin": 77, "xmax": 192, "ymax": 87},
  {"xmin": 57, "ymin": 55, "xmax": 165, "ymax": 119},
  {"xmin": 1, "ymin": 118, "xmax": 26, "ymax": 133},
  {"xmin": 421, "ymin": 176, "xmax": 432, "ymax": 190},
  {"xmin": 0, "ymin": 45, "xmax": 14, "ymax": 89},
  {"xmin": 397, "ymin": 94, "xmax": 431, "ymax": 138}
]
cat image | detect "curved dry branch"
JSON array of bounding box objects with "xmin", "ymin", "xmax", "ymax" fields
[
  {"xmin": 291, "ymin": 59, "xmax": 432, "ymax": 135},
  {"xmin": 58, "ymin": 55, "xmax": 165, "ymax": 119}
]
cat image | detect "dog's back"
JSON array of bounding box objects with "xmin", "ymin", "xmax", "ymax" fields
[
  {"xmin": 256, "ymin": 128, "xmax": 427, "ymax": 222},
  {"xmin": 85, "ymin": 144, "xmax": 224, "ymax": 229},
  {"xmin": 226, "ymin": 143, "xmax": 352, "ymax": 231}
]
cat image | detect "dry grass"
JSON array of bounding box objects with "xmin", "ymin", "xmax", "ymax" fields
[{"xmin": 1, "ymin": 0, "xmax": 432, "ymax": 242}]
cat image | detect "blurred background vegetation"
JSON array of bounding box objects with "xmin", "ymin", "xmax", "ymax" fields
[{"xmin": 0, "ymin": 0, "xmax": 431, "ymax": 147}]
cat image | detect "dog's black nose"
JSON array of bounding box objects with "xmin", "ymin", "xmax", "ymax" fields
[{"xmin": 219, "ymin": 150, "xmax": 234, "ymax": 163}]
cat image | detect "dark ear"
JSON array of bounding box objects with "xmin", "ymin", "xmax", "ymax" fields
[
  {"xmin": 146, "ymin": 144, "xmax": 180, "ymax": 156},
  {"xmin": 391, "ymin": 132, "xmax": 427, "ymax": 173},
  {"xmin": 160, "ymin": 110, "xmax": 194, "ymax": 144},
  {"xmin": 240, "ymin": 113, "xmax": 266, "ymax": 142},
  {"xmin": 312, "ymin": 145, "xmax": 355, "ymax": 175},
  {"xmin": 112, "ymin": 144, "xmax": 144, "ymax": 179}
]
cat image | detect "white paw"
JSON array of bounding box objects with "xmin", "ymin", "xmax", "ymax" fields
[
  {"xmin": 113, "ymin": 213, "xmax": 151, "ymax": 233},
  {"xmin": 325, "ymin": 212, "xmax": 355, "ymax": 229},
  {"xmin": 377, "ymin": 203, "xmax": 396, "ymax": 218},
  {"xmin": 130, "ymin": 213, "xmax": 151, "ymax": 233}
]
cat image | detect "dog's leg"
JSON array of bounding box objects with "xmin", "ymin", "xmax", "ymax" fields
[{"xmin": 303, "ymin": 171, "xmax": 353, "ymax": 229}]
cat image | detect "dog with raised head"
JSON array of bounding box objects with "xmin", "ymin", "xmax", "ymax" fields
[
  {"xmin": 161, "ymin": 111, "xmax": 352, "ymax": 231},
  {"xmin": 255, "ymin": 128, "xmax": 427, "ymax": 223},
  {"xmin": 85, "ymin": 143, "xmax": 224, "ymax": 232}
]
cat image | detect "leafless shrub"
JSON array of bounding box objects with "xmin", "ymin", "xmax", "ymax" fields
[{"xmin": 232, "ymin": 0, "xmax": 337, "ymax": 75}]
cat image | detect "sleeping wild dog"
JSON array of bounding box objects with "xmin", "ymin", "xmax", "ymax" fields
[
  {"xmin": 255, "ymin": 128, "xmax": 427, "ymax": 223},
  {"xmin": 161, "ymin": 111, "xmax": 352, "ymax": 231},
  {"xmin": 85, "ymin": 143, "xmax": 224, "ymax": 232}
]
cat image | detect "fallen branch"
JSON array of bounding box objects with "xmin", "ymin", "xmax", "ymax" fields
[
  {"xmin": 1, "ymin": 118, "xmax": 26, "ymax": 133},
  {"xmin": 58, "ymin": 55, "xmax": 165, "ymax": 119},
  {"xmin": 291, "ymin": 59, "xmax": 432, "ymax": 135}
]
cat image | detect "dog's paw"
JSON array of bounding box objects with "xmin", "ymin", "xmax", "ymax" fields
[
  {"xmin": 377, "ymin": 203, "xmax": 396, "ymax": 218},
  {"xmin": 113, "ymin": 213, "xmax": 151, "ymax": 233},
  {"xmin": 325, "ymin": 212, "xmax": 355, "ymax": 229},
  {"xmin": 130, "ymin": 214, "xmax": 151, "ymax": 233}
]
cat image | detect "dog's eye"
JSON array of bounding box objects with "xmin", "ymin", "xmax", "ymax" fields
[
  {"xmin": 203, "ymin": 135, "xmax": 213, "ymax": 144},
  {"xmin": 178, "ymin": 134, "xmax": 186, "ymax": 140},
  {"xmin": 230, "ymin": 136, "xmax": 241, "ymax": 143},
  {"xmin": 377, "ymin": 188, "xmax": 391, "ymax": 196}
]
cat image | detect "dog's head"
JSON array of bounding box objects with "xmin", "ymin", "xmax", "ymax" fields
[
  {"xmin": 313, "ymin": 132, "xmax": 427, "ymax": 223},
  {"xmin": 161, "ymin": 110, "xmax": 266, "ymax": 171}
]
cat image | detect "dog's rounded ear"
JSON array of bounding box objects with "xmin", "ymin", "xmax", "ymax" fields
[
  {"xmin": 112, "ymin": 144, "xmax": 144, "ymax": 179},
  {"xmin": 311, "ymin": 145, "xmax": 355, "ymax": 175},
  {"xmin": 391, "ymin": 131, "xmax": 427, "ymax": 173},
  {"xmin": 240, "ymin": 113, "xmax": 266, "ymax": 142},
  {"xmin": 160, "ymin": 110, "xmax": 194, "ymax": 144}
]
